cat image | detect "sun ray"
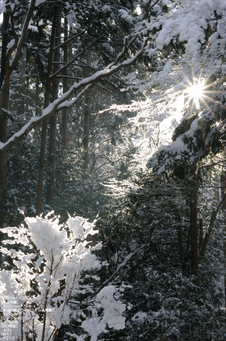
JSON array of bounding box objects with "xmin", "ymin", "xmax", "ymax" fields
[
  {"xmin": 174, "ymin": 67, "xmax": 226, "ymax": 117},
  {"xmin": 186, "ymin": 79, "xmax": 206, "ymax": 110},
  {"xmin": 188, "ymin": 80, "xmax": 204, "ymax": 101}
]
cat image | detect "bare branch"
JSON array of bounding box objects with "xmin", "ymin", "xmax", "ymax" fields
[
  {"xmin": 49, "ymin": 35, "xmax": 104, "ymax": 79},
  {"xmin": 55, "ymin": 75, "xmax": 121, "ymax": 98},
  {"xmin": 53, "ymin": 29, "xmax": 86, "ymax": 51}
]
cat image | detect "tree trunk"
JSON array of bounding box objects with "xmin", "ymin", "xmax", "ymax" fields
[
  {"xmin": 36, "ymin": 10, "xmax": 57, "ymax": 214},
  {"xmin": 190, "ymin": 166, "xmax": 199, "ymax": 276},
  {"xmin": 0, "ymin": 119, "xmax": 7, "ymax": 229},
  {"xmin": 62, "ymin": 17, "xmax": 69, "ymax": 147},
  {"xmin": 0, "ymin": 9, "xmax": 10, "ymax": 230},
  {"xmin": 83, "ymin": 94, "xmax": 90, "ymax": 169},
  {"xmin": 83, "ymin": 52, "xmax": 91, "ymax": 169},
  {"xmin": 46, "ymin": 8, "xmax": 61, "ymax": 205},
  {"xmin": 36, "ymin": 120, "xmax": 48, "ymax": 215},
  {"xmin": 221, "ymin": 174, "xmax": 226, "ymax": 307},
  {"xmin": 17, "ymin": 16, "xmax": 27, "ymax": 117},
  {"xmin": 174, "ymin": 208, "xmax": 186, "ymax": 273}
]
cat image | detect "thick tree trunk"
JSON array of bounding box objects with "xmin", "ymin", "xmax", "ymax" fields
[
  {"xmin": 46, "ymin": 8, "xmax": 61, "ymax": 205},
  {"xmin": 190, "ymin": 166, "xmax": 198, "ymax": 276}
]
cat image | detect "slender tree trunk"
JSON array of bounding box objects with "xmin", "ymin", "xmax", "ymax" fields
[
  {"xmin": 198, "ymin": 218, "xmax": 203, "ymax": 249},
  {"xmin": 174, "ymin": 208, "xmax": 186, "ymax": 273},
  {"xmin": 46, "ymin": 8, "xmax": 61, "ymax": 205},
  {"xmin": 0, "ymin": 9, "xmax": 10, "ymax": 230},
  {"xmin": 83, "ymin": 52, "xmax": 91, "ymax": 169},
  {"xmin": 0, "ymin": 118, "xmax": 7, "ymax": 229},
  {"xmin": 221, "ymin": 174, "xmax": 226, "ymax": 307},
  {"xmin": 83, "ymin": 94, "xmax": 90, "ymax": 169},
  {"xmin": 36, "ymin": 121, "xmax": 48, "ymax": 215},
  {"xmin": 0, "ymin": 0, "xmax": 37, "ymax": 231},
  {"xmin": 190, "ymin": 166, "xmax": 199, "ymax": 276},
  {"xmin": 62, "ymin": 17, "xmax": 69, "ymax": 147},
  {"xmin": 36, "ymin": 11, "xmax": 57, "ymax": 215},
  {"xmin": 199, "ymin": 191, "xmax": 226, "ymax": 257},
  {"xmin": 17, "ymin": 16, "xmax": 27, "ymax": 117}
]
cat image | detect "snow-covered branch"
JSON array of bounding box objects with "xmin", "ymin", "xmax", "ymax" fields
[
  {"xmin": 0, "ymin": 213, "xmax": 126, "ymax": 341},
  {"xmin": 0, "ymin": 38, "xmax": 148, "ymax": 152}
]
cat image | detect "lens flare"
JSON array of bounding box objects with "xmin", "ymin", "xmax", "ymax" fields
[
  {"xmin": 188, "ymin": 80, "xmax": 205, "ymax": 101},
  {"xmin": 185, "ymin": 78, "xmax": 206, "ymax": 110}
]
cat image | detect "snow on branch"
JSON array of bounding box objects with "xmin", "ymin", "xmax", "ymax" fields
[
  {"xmin": 0, "ymin": 213, "xmax": 126, "ymax": 341},
  {"xmin": 35, "ymin": 0, "xmax": 47, "ymax": 6},
  {"xmin": 0, "ymin": 38, "xmax": 148, "ymax": 152}
]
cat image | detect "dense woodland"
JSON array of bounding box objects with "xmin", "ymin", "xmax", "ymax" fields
[{"xmin": 1, "ymin": 0, "xmax": 226, "ymax": 340}]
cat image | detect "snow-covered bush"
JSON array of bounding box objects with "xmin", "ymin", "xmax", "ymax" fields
[{"xmin": 0, "ymin": 213, "xmax": 126, "ymax": 341}]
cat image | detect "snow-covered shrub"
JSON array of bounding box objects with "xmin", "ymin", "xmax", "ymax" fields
[{"xmin": 0, "ymin": 213, "xmax": 126, "ymax": 341}]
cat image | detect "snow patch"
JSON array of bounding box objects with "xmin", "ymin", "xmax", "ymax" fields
[{"xmin": 35, "ymin": 0, "xmax": 46, "ymax": 6}]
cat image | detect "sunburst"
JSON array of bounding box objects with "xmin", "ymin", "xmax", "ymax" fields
[
  {"xmin": 182, "ymin": 71, "xmax": 224, "ymax": 113},
  {"xmin": 185, "ymin": 78, "xmax": 206, "ymax": 110}
]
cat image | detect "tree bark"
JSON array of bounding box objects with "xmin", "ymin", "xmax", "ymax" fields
[
  {"xmin": 46, "ymin": 7, "xmax": 61, "ymax": 205},
  {"xmin": 36, "ymin": 120, "xmax": 48, "ymax": 215},
  {"xmin": 199, "ymin": 192, "xmax": 226, "ymax": 257},
  {"xmin": 0, "ymin": 0, "xmax": 36, "ymax": 120},
  {"xmin": 0, "ymin": 9, "xmax": 10, "ymax": 230},
  {"xmin": 174, "ymin": 208, "xmax": 186, "ymax": 272},
  {"xmin": 16, "ymin": 15, "xmax": 27, "ymax": 117},
  {"xmin": 0, "ymin": 0, "xmax": 37, "ymax": 230},
  {"xmin": 221, "ymin": 174, "xmax": 226, "ymax": 307},
  {"xmin": 190, "ymin": 166, "xmax": 198, "ymax": 276},
  {"xmin": 61, "ymin": 17, "xmax": 69, "ymax": 147},
  {"xmin": 83, "ymin": 52, "xmax": 91, "ymax": 169},
  {"xmin": 83, "ymin": 94, "xmax": 90, "ymax": 169},
  {"xmin": 36, "ymin": 11, "xmax": 56, "ymax": 215},
  {"xmin": 0, "ymin": 119, "xmax": 7, "ymax": 229}
]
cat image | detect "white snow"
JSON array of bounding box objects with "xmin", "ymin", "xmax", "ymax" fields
[
  {"xmin": 81, "ymin": 285, "xmax": 126, "ymax": 341},
  {"xmin": 132, "ymin": 311, "xmax": 148, "ymax": 321},
  {"xmin": 7, "ymin": 39, "xmax": 15, "ymax": 52},
  {"xmin": 35, "ymin": 0, "xmax": 46, "ymax": 6},
  {"xmin": 170, "ymin": 136, "xmax": 187, "ymax": 153},
  {"xmin": 119, "ymin": 9, "xmax": 134, "ymax": 23},
  {"xmin": 102, "ymin": 5, "xmax": 111, "ymax": 13},
  {"xmin": 0, "ymin": 213, "xmax": 127, "ymax": 341}
]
